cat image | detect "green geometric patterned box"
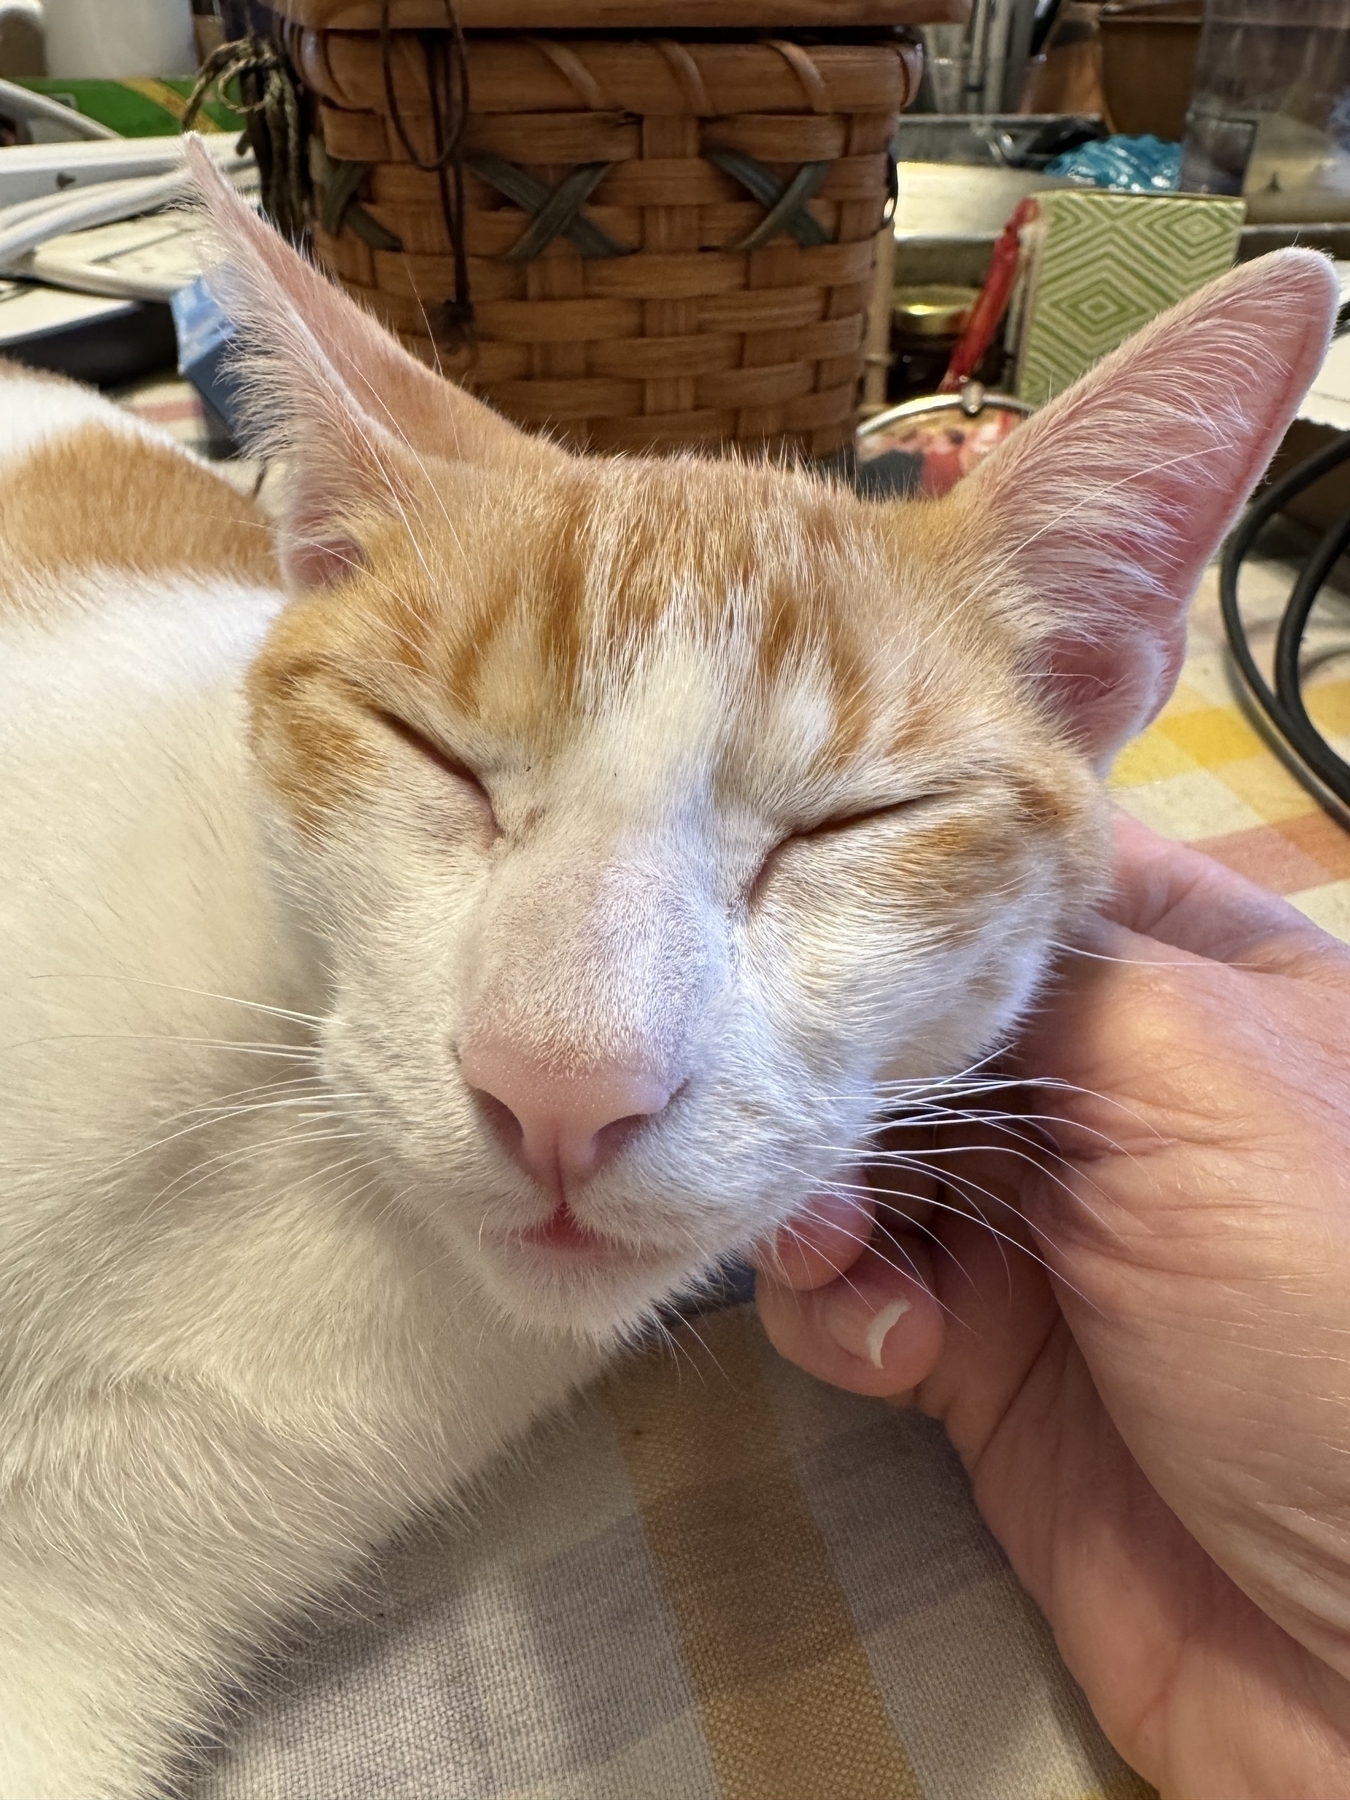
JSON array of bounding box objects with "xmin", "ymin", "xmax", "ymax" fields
[{"xmin": 1013, "ymin": 188, "xmax": 1246, "ymax": 407}]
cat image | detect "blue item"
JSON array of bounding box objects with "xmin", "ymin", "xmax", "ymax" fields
[
  {"xmin": 1045, "ymin": 134, "xmax": 1182, "ymax": 193},
  {"xmin": 170, "ymin": 276, "xmax": 247, "ymax": 440}
]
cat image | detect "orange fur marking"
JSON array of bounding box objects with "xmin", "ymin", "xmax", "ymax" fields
[
  {"xmin": 244, "ymin": 436, "xmax": 1100, "ymax": 905},
  {"xmin": 0, "ymin": 425, "xmax": 277, "ymax": 614}
]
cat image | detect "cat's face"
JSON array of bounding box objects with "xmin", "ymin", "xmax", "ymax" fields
[
  {"xmin": 248, "ymin": 453, "xmax": 1102, "ymax": 1334},
  {"xmin": 193, "ymin": 144, "xmax": 1332, "ymax": 1338}
]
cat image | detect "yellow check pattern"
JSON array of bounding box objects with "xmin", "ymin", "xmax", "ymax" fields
[{"xmin": 1109, "ymin": 566, "xmax": 1350, "ymax": 943}]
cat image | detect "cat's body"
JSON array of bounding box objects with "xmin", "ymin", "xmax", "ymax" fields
[{"xmin": 0, "ymin": 150, "xmax": 1337, "ymax": 1797}]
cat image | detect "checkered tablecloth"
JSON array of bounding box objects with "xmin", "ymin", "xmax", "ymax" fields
[
  {"xmin": 1111, "ymin": 562, "xmax": 1350, "ymax": 942},
  {"xmin": 110, "ymin": 383, "xmax": 1343, "ymax": 1799},
  {"xmin": 196, "ymin": 1306, "xmax": 1153, "ymax": 1800}
]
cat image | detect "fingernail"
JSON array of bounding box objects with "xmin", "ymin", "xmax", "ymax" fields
[{"xmin": 825, "ymin": 1294, "xmax": 912, "ymax": 1369}]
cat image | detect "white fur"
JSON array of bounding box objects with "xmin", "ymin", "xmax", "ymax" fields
[
  {"xmin": 0, "ymin": 495, "xmax": 599, "ymax": 1798},
  {"xmin": 0, "ymin": 370, "xmax": 165, "ymax": 466}
]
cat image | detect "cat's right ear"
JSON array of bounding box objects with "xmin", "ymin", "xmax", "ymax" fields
[{"xmin": 186, "ymin": 138, "xmax": 559, "ymax": 589}]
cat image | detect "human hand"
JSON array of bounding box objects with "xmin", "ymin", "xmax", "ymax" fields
[{"xmin": 757, "ymin": 813, "xmax": 1350, "ymax": 1798}]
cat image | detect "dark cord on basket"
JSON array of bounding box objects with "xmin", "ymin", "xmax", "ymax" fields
[{"xmin": 379, "ymin": 0, "xmax": 474, "ymax": 347}]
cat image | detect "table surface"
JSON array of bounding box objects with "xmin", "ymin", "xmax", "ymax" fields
[{"xmin": 1109, "ymin": 544, "xmax": 1350, "ymax": 944}]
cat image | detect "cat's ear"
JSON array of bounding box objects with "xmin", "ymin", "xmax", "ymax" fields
[
  {"xmin": 185, "ymin": 137, "xmax": 558, "ymax": 589},
  {"xmin": 941, "ymin": 249, "xmax": 1337, "ymax": 766}
]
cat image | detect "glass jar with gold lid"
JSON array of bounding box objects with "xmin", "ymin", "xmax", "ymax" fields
[{"xmin": 889, "ymin": 284, "xmax": 981, "ymax": 403}]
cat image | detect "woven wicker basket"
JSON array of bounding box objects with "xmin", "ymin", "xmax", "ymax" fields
[{"xmin": 279, "ymin": 20, "xmax": 924, "ymax": 456}]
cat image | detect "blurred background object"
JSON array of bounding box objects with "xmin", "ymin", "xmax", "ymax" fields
[
  {"xmin": 0, "ymin": 2, "xmax": 44, "ymax": 79},
  {"xmin": 1098, "ymin": 0, "xmax": 1200, "ymax": 140},
  {"xmin": 1182, "ymin": 0, "xmax": 1350, "ymax": 224},
  {"xmin": 215, "ymin": 1, "xmax": 276, "ymax": 35},
  {"xmin": 890, "ymin": 283, "xmax": 982, "ymax": 397},
  {"xmin": 855, "ymin": 385, "xmax": 1029, "ymax": 495},
  {"xmin": 1017, "ymin": 1, "xmax": 1105, "ymax": 116},
  {"xmin": 1045, "ymin": 131, "xmax": 1181, "ymax": 189},
  {"xmin": 921, "ymin": 0, "xmax": 1045, "ymax": 113},
  {"xmin": 191, "ymin": 0, "xmax": 224, "ymax": 62},
  {"xmin": 42, "ymin": 0, "xmax": 195, "ymax": 79},
  {"xmin": 1011, "ymin": 185, "xmax": 1244, "ymax": 403},
  {"xmin": 4, "ymin": 74, "xmax": 233, "ymax": 136}
]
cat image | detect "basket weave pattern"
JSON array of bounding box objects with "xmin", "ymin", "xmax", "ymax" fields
[{"xmin": 288, "ymin": 30, "xmax": 920, "ymax": 455}]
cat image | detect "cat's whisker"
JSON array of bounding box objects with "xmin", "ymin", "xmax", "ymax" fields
[
  {"xmin": 645, "ymin": 1309, "xmax": 721, "ymax": 1389},
  {"xmin": 120, "ymin": 1070, "xmax": 333, "ymax": 1135},
  {"xmin": 1045, "ymin": 935, "xmax": 1278, "ymax": 976},
  {"xmin": 871, "ymin": 1102, "xmax": 1140, "ymax": 1159},
  {"xmin": 125, "ymin": 1139, "xmax": 375, "ymax": 1237},
  {"xmin": 788, "ymin": 1170, "xmax": 987, "ymax": 1289},
  {"xmin": 26, "ymin": 975, "xmax": 324, "ymax": 1029},
  {"xmin": 860, "ymin": 1069, "xmax": 1163, "ymax": 1157},
  {"xmin": 142, "ymin": 1127, "xmax": 368, "ymax": 1215},
  {"xmin": 92, "ymin": 1090, "xmax": 358, "ymax": 1178},
  {"xmin": 774, "ymin": 1209, "xmax": 969, "ymax": 1328},
  {"xmin": 1, "ymin": 1030, "xmax": 320, "ymax": 1063},
  {"xmin": 794, "ymin": 1131, "xmax": 1067, "ymax": 1252},
  {"xmin": 865, "ymin": 1206, "xmax": 983, "ymax": 1312},
  {"xmin": 871, "ymin": 1066, "xmax": 1014, "ymax": 1093},
  {"xmin": 820, "ymin": 1128, "xmax": 1126, "ymax": 1243},
  {"xmin": 814, "ymin": 1166, "xmax": 1093, "ymax": 1307},
  {"xmin": 770, "ymin": 1226, "xmax": 884, "ymax": 1318},
  {"xmin": 668, "ymin": 1308, "xmax": 733, "ymax": 1386}
]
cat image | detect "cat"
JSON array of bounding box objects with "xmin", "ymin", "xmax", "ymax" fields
[{"xmin": 0, "ymin": 138, "xmax": 1335, "ymax": 1797}]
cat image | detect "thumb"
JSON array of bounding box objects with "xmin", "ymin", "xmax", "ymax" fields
[{"xmin": 756, "ymin": 1234, "xmax": 944, "ymax": 1400}]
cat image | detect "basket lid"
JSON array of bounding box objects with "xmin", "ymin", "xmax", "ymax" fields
[{"xmin": 272, "ymin": 0, "xmax": 969, "ymax": 28}]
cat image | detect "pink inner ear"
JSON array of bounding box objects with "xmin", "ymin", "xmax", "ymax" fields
[{"xmin": 958, "ymin": 248, "xmax": 1339, "ymax": 766}]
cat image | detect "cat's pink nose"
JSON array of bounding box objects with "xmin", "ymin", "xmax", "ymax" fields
[{"xmin": 460, "ymin": 1040, "xmax": 673, "ymax": 1186}]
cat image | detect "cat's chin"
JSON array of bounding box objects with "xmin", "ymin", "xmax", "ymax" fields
[{"xmin": 473, "ymin": 1224, "xmax": 696, "ymax": 1339}]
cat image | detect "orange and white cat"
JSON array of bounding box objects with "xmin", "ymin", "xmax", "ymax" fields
[{"xmin": 0, "ymin": 145, "xmax": 1336, "ymax": 1797}]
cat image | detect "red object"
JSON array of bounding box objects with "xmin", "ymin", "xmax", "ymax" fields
[{"xmin": 938, "ymin": 196, "xmax": 1038, "ymax": 394}]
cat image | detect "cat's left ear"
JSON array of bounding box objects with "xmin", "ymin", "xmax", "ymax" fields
[
  {"xmin": 186, "ymin": 138, "xmax": 559, "ymax": 589},
  {"xmin": 934, "ymin": 249, "xmax": 1337, "ymax": 766}
]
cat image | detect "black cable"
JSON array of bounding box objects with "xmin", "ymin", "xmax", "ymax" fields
[
  {"xmin": 1219, "ymin": 431, "xmax": 1350, "ymax": 817},
  {"xmin": 1029, "ymin": 0, "xmax": 1065, "ymax": 59}
]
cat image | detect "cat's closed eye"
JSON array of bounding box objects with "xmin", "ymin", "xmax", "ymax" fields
[
  {"xmin": 791, "ymin": 793, "xmax": 947, "ymax": 845},
  {"xmin": 748, "ymin": 792, "xmax": 945, "ymax": 903},
  {"xmin": 376, "ymin": 712, "xmax": 498, "ymax": 833}
]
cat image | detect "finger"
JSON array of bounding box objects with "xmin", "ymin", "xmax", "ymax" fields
[
  {"xmin": 753, "ymin": 1185, "xmax": 875, "ymax": 1290},
  {"xmin": 1105, "ymin": 811, "xmax": 1332, "ymax": 970},
  {"xmin": 756, "ymin": 1237, "xmax": 943, "ymax": 1399}
]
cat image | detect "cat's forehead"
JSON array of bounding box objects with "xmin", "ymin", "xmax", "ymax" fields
[
  {"xmin": 251, "ymin": 453, "xmax": 1029, "ymax": 833},
  {"xmin": 381, "ymin": 457, "xmax": 1000, "ymax": 769}
]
